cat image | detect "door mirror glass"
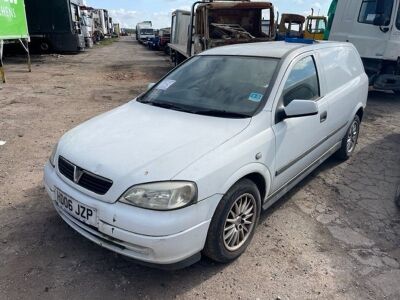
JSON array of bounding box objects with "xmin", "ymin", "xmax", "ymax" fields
[
  {"xmin": 284, "ymin": 100, "xmax": 319, "ymax": 118},
  {"xmin": 147, "ymin": 82, "xmax": 156, "ymax": 90}
]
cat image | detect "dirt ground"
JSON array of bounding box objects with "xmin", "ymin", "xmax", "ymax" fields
[{"xmin": 0, "ymin": 36, "xmax": 399, "ymax": 300}]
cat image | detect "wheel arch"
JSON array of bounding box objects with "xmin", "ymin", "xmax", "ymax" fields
[
  {"xmin": 356, "ymin": 106, "xmax": 364, "ymax": 122},
  {"xmin": 220, "ymin": 163, "xmax": 272, "ymax": 203}
]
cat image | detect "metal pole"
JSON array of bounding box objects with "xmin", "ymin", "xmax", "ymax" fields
[
  {"xmin": 0, "ymin": 40, "xmax": 5, "ymax": 83},
  {"xmin": 19, "ymin": 39, "xmax": 31, "ymax": 72}
]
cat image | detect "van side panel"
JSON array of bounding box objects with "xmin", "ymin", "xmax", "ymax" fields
[{"xmin": 317, "ymin": 46, "xmax": 368, "ymax": 143}]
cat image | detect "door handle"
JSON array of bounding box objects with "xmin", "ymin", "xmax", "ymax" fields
[{"xmin": 320, "ymin": 111, "xmax": 328, "ymax": 123}]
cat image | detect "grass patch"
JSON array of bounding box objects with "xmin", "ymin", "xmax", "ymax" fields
[{"xmin": 96, "ymin": 37, "xmax": 118, "ymax": 47}]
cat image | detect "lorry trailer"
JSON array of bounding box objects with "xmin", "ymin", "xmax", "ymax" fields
[
  {"xmin": 328, "ymin": 0, "xmax": 400, "ymax": 93},
  {"xmin": 24, "ymin": 0, "xmax": 85, "ymax": 52},
  {"xmin": 169, "ymin": 0, "xmax": 275, "ymax": 65}
]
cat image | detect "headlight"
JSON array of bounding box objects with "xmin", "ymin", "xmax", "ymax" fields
[
  {"xmin": 119, "ymin": 181, "xmax": 197, "ymax": 211},
  {"xmin": 49, "ymin": 143, "xmax": 58, "ymax": 168}
]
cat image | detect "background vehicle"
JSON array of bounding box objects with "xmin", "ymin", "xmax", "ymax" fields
[
  {"xmin": 169, "ymin": 1, "xmax": 275, "ymax": 65},
  {"xmin": 327, "ymin": 0, "xmax": 400, "ymax": 94},
  {"xmin": 24, "ymin": 0, "xmax": 85, "ymax": 52},
  {"xmin": 148, "ymin": 28, "xmax": 171, "ymax": 52},
  {"xmin": 80, "ymin": 7, "xmax": 94, "ymax": 48},
  {"xmin": 136, "ymin": 21, "xmax": 155, "ymax": 44},
  {"xmin": 276, "ymin": 14, "xmax": 306, "ymax": 40},
  {"xmin": 91, "ymin": 9, "xmax": 111, "ymax": 41},
  {"xmin": 113, "ymin": 23, "xmax": 121, "ymax": 37},
  {"xmin": 304, "ymin": 12, "xmax": 327, "ymax": 40}
]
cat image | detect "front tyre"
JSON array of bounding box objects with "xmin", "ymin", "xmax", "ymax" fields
[
  {"xmin": 203, "ymin": 179, "xmax": 261, "ymax": 263},
  {"xmin": 335, "ymin": 115, "xmax": 361, "ymax": 160}
]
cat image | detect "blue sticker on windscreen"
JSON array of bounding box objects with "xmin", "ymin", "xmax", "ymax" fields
[{"xmin": 248, "ymin": 93, "xmax": 263, "ymax": 102}]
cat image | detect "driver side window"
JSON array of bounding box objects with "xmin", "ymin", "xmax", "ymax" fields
[{"xmin": 282, "ymin": 56, "xmax": 320, "ymax": 107}]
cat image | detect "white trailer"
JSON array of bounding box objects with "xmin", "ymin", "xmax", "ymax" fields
[
  {"xmin": 328, "ymin": 0, "xmax": 400, "ymax": 93},
  {"xmin": 136, "ymin": 21, "xmax": 155, "ymax": 44}
]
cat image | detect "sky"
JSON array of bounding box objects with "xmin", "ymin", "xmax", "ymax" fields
[{"xmin": 86, "ymin": 0, "xmax": 332, "ymax": 29}]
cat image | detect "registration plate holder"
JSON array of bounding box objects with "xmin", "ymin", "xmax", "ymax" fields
[{"xmin": 55, "ymin": 188, "xmax": 98, "ymax": 227}]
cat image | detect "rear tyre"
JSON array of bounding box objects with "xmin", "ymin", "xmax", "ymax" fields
[
  {"xmin": 335, "ymin": 115, "xmax": 361, "ymax": 160},
  {"xmin": 203, "ymin": 179, "xmax": 261, "ymax": 263}
]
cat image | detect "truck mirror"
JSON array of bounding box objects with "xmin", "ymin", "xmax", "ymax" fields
[{"xmin": 373, "ymin": 14, "xmax": 386, "ymax": 26}]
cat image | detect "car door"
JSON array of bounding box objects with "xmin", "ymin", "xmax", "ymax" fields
[{"xmin": 271, "ymin": 53, "xmax": 331, "ymax": 193}]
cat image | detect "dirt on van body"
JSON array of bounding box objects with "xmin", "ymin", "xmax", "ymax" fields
[{"xmin": 0, "ymin": 36, "xmax": 399, "ymax": 300}]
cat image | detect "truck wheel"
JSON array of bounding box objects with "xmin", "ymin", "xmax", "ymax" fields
[
  {"xmin": 335, "ymin": 115, "xmax": 361, "ymax": 160},
  {"xmin": 203, "ymin": 179, "xmax": 261, "ymax": 263},
  {"xmin": 40, "ymin": 41, "xmax": 50, "ymax": 52},
  {"xmin": 394, "ymin": 90, "xmax": 400, "ymax": 96}
]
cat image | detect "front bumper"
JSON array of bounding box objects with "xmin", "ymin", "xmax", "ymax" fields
[{"xmin": 44, "ymin": 163, "xmax": 221, "ymax": 266}]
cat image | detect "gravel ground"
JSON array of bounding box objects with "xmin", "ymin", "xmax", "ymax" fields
[{"xmin": 0, "ymin": 37, "xmax": 399, "ymax": 300}]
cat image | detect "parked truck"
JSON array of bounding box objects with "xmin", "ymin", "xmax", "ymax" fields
[
  {"xmin": 136, "ymin": 21, "xmax": 155, "ymax": 44},
  {"xmin": 24, "ymin": 0, "xmax": 85, "ymax": 52},
  {"xmin": 91, "ymin": 9, "xmax": 111, "ymax": 41},
  {"xmin": 80, "ymin": 6, "xmax": 94, "ymax": 48},
  {"xmin": 169, "ymin": 0, "xmax": 275, "ymax": 65},
  {"xmin": 327, "ymin": 0, "xmax": 400, "ymax": 94}
]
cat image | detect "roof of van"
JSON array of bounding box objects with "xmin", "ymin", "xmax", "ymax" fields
[{"xmin": 199, "ymin": 41, "xmax": 347, "ymax": 58}]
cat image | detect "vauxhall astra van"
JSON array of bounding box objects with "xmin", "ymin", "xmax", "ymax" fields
[{"xmin": 44, "ymin": 41, "xmax": 368, "ymax": 268}]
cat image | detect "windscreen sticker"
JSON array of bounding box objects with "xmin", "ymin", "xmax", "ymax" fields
[
  {"xmin": 248, "ymin": 93, "xmax": 264, "ymax": 103},
  {"xmin": 156, "ymin": 79, "xmax": 176, "ymax": 91}
]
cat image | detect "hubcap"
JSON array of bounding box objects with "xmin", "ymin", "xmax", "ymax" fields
[
  {"xmin": 223, "ymin": 193, "xmax": 256, "ymax": 252},
  {"xmin": 346, "ymin": 120, "xmax": 359, "ymax": 153}
]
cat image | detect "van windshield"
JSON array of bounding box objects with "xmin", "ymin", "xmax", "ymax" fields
[
  {"xmin": 138, "ymin": 56, "xmax": 279, "ymax": 118},
  {"xmin": 396, "ymin": 3, "xmax": 400, "ymax": 29}
]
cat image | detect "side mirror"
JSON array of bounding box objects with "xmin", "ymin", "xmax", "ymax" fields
[
  {"xmin": 284, "ymin": 100, "xmax": 319, "ymax": 119},
  {"xmin": 147, "ymin": 82, "xmax": 156, "ymax": 90}
]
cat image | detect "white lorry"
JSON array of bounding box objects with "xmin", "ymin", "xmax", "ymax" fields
[
  {"xmin": 328, "ymin": 0, "xmax": 400, "ymax": 94},
  {"xmin": 136, "ymin": 21, "xmax": 155, "ymax": 44}
]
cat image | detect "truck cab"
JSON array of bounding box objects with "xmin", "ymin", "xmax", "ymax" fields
[
  {"xmin": 304, "ymin": 15, "xmax": 327, "ymax": 40},
  {"xmin": 136, "ymin": 21, "xmax": 155, "ymax": 44},
  {"xmin": 329, "ymin": 0, "xmax": 400, "ymax": 93},
  {"xmin": 276, "ymin": 14, "xmax": 306, "ymax": 40}
]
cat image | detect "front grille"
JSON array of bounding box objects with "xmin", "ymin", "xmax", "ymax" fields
[{"xmin": 58, "ymin": 156, "xmax": 113, "ymax": 195}]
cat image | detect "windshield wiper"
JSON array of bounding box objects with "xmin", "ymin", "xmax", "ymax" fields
[
  {"xmin": 194, "ymin": 109, "xmax": 251, "ymax": 118},
  {"xmin": 140, "ymin": 100, "xmax": 196, "ymax": 113}
]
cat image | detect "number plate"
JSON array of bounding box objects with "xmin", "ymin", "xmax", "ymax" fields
[{"xmin": 55, "ymin": 189, "xmax": 98, "ymax": 227}]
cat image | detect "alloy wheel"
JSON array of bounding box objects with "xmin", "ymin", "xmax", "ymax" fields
[
  {"xmin": 346, "ymin": 120, "xmax": 359, "ymax": 153},
  {"xmin": 223, "ymin": 193, "xmax": 256, "ymax": 252}
]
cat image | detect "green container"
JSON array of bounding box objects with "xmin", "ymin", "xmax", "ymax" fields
[{"xmin": 0, "ymin": 0, "xmax": 29, "ymax": 40}]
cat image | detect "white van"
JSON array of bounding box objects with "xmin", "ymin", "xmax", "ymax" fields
[{"xmin": 44, "ymin": 41, "xmax": 368, "ymax": 268}]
